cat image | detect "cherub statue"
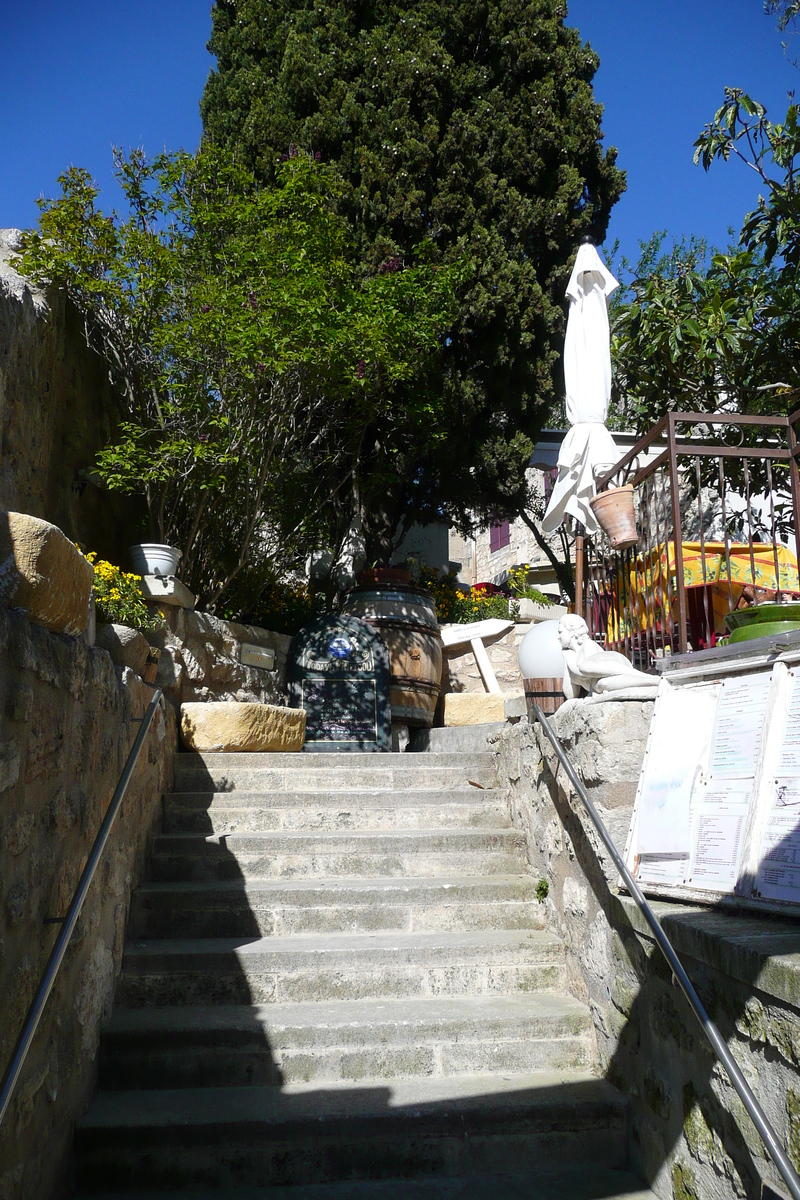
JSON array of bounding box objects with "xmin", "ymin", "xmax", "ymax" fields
[{"xmin": 558, "ymin": 614, "xmax": 659, "ymax": 701}]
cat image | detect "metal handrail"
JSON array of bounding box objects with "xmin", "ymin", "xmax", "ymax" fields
[
  {"xmin": 0, "ymin": 688, "xmax": 164, "ymax": 1128},
  {"xmin": 534, "ymin": 705, "xmax": 800, "ymax": 1200}
]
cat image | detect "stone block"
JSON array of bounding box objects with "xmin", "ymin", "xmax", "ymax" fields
[
  {"xmin": 180, "ymin": 701, "xmax": 306, "ymax": 752},
  {"xmin": 95, "ymin": 623, "xmax": 150, "ymax": 676},
  {"xmin": 443, "ymin": 690, "xmax": 526, "ymax": 726},
  {"xmin": 0, "ymin": 513, "xmax": 93, "ymax": 635}
]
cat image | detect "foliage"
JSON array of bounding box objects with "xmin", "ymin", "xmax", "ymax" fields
[
  {"xmin": 609, "ymin": 232, "xmax": 781, "ymax": 428},
  {"xmin": 201, "ymin": 0, "xmax": 625, "ymax": 549},
  {"xmin": 535, "ymin": 878, "xmax": 549, "ymax": 902},
  {"xmin": 86, "ymin": 553, "xmax": 163, "ymax": 632},
  {"xmin": 416, "ymin": 565, "xmax": 516, "ymax": 623},
  {"xmin": 17, "ymin": 148, "xmax": 457, "ymax": 610},
  {"xmin": 232, "ymin": 577, "xmax": 329, "ymax": 636},
  {"xmin": 610, "ymin": 89, "xmax": 800, "ymax": 431},
  {"xmin": 507, "ymin": 563, "xmax": 552, "ymax": 605}
]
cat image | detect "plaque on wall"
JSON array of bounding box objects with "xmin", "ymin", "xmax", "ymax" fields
[{"xmin": 288, "ymin": 614, "xmax": 392, "ymax": 752}]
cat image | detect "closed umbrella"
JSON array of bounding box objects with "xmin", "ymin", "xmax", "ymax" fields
[{"xmin": 542, "ymin": 242, "xmax": 620, "ymax": 537}]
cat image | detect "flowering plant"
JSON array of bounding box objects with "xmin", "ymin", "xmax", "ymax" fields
[
  {"xmin": 86, "ymin": 553, "xmax": 164, "ymax": 632},
  {"xmin": 416, "ymin": 566, "xmax": 516, "ymax": 624},
  {"xmin": 507, "ymin": 563, "xmax": 553, "ymax": 606}
]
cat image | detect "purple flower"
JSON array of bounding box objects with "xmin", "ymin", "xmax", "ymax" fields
[
  {"xmin": 281, "ymin": 153, "xmax": 288, "ymax": 161},
  {"xmin": 356, "ymin": 360, "xmax": 366, "ymax": 379},
  {"xmin": 201, "ymin": 304, "xmax": 211, "ymax": 313},
  {"xmin": 198, "ymin": 434, "xmax": 209, "ymax": 443},
  {"xmin": 315, "ymin": 150, "xmax": 322, "ymax": 161}
]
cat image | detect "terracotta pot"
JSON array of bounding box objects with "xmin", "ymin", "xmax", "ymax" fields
[
  {"xmin": 356, "ymin": 567, "xmax": 412, "ymax": 586},
  {"xmin": 589, "ymin": 485, "xmax": 638, "ymax": 551}
]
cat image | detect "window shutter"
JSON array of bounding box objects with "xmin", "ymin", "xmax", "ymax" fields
[{"xmin": 490, "ymin": 521, "xmax": 509, "ymax": 553}]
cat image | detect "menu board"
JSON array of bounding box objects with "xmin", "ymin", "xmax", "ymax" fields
[{"xmin": 625, "ymin": 663, "xmax": 800, "ymax": 911}]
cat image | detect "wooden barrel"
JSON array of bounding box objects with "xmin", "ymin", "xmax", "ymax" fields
[
  {"xmin": 341, "ymin": 585, "xmax": 443, "ymax": 727},
  {"xmin": 523, "ymin": 676, "xmax": 565, "ymax": 718}
]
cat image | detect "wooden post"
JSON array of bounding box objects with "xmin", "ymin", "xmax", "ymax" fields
[
  {"xmin": 667, "ymin": 412, "xmax": 688, "ymax": 654},
  {"xmin": 575, "ymin": 532, "xmax": 584, "ymax": 620}
]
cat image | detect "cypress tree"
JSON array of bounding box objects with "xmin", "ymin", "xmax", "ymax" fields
[{"xmin": 201, "ymin": 0, "xmax": 624, "ymax": 557}]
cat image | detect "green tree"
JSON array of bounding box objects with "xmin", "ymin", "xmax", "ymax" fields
[
  {"xmin": 18, "ymin": 147, "xmax": 456, "ymax": 609},
  {"xmin": 200, "ymin": 0, "xmax": 624, "ymax": 551},
  {"xmin": 611, "ymin": 90, "xmax": 800, "ymax": 431}
]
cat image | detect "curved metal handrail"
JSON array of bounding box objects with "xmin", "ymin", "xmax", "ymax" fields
[
  {"xmin": 0, "ymin": 688, "xmax": 164, "ymax": 1128},
  {"xmin": 534, "ymin": 705, "xmax": 800, "ymax": 1200}
]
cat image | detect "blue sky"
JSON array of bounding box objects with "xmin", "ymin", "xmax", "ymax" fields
[{"xmin": 1, "ymin": 1, "xmax": 797, "ymax": 266}]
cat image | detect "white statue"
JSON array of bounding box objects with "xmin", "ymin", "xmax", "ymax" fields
[{"xmin": 558, "ymin": 614, "xmax": 659, "ymax": 701}]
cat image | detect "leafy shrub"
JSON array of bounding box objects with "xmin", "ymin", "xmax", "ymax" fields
[
  {"xmin": 87, "ymin": 553, "xmax": 163, "ymax": 632},
  {"xmin": 237, "ymin": 579, "xmax": 329, "ymax": 637}
]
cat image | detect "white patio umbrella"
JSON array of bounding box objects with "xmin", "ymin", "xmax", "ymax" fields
[{"xmin": 541, "ymin": 242, "xmax": 620, "ymax": 537}]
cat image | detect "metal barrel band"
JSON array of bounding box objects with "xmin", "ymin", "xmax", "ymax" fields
[{"xmin": 533, "ymin": 704, "xmax": 800, "ymax": 1200}]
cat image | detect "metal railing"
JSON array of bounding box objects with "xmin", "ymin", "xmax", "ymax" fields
[
  {"xmin": 0, "ymin": 688, "xmax": 164, "ymax": 1128},
  {"xmin": 584, "ymin": 411, "xmax": 800, "ymax": 666},
  {"xmin": 534, "ymin": 704, "xmax": 800, "ymax": 1200}
]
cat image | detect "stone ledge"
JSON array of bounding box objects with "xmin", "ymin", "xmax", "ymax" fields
[
  {"xmin": 614, "ymin": 894, "xmax": 800, "ymax": 1010},
  {"xmin": 140, "ymin": 575, "xmax": 196, "ymax": 609}
]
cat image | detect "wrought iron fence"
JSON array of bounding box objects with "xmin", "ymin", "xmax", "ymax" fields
[{"xmin": 582, "ymin": 411, "xmax": 800, "ymax": 665}]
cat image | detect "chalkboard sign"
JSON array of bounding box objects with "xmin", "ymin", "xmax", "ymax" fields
[{"xmin": 288, "ymin": 614, "xmax": 392, "ymax": 752}]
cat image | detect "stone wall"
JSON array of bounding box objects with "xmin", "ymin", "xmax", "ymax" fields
[
  {"xmin": 0, "ymin": 229, "xmax": 145, "ymax": 564},
  {"xmin": 0, "ymin": 607, "xmax": 175, "ymax": 1200},
  {"xmin": 494, "ymin": 704, "xmax": 800, "ymax": 1200},
  {"xmin": 152, "ymin": 606, "xmax": 292, "ymax": 710}
]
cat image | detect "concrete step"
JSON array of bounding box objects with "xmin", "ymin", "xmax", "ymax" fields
[
  {"xmin": 77, "ymin": 1168, "xmax": 657, "ymax": 1198},
  {"xmin": 74, "ymin": 1072, "xmax": 630, "ymax": 1191},
  {"xmin": 162, "ymin": 788, "xmax": 512, "ymax": 833},
  {"xmin": 147, "ymin": 828, "xmax": 527, "ymax": 882},
  {"xmin": 99, "ymin": 994, "xmax": 594, "ymax": 1089},
  {"xmin": 116, "ymin": 929, "xmax": 566, "ymax": 1007},
  {"xmin": 129, "ymin": 876, "xmax": 546, "ymax": 939},
  {"xmin": 172, "ymin": 753, "xmax": 498, "ymax": 795}
]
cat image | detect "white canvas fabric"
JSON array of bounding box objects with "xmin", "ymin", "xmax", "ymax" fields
[{"xmin": 542, "ymin": 244, "xmax": 620, "ymax": 536}]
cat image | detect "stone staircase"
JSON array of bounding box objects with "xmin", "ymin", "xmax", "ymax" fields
[{"xmin": 73, "ymin": 750, "xmax": 654, "ymax": 1198}]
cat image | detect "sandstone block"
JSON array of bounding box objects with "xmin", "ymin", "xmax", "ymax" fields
[
  {"xmin": 443, "ymin": 690, "xmax": 526, "ymax": 726},
  {"xmin": 0, "ymin": 513, "xmax": 93, "ymax": 635},
  {"xmin": 95, "ymin": 623, "xmax": 150, "ymax": 676},
  {"xmin": 180, "ymin": 701, "xmax": 305, "ymax": 752}
]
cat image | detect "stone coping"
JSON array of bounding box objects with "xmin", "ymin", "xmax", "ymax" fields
[{"xmin": 613, "ymin": 894, "xmax": 800, "ymax": 1011}]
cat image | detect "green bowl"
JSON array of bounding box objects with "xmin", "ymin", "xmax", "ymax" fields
[
  {"xmin": 725, "ymin": 602, "xmax": 800, "ymax": 634},
  {"xmin": 729, "ymin": 619, "xmax": 800, "ymax": 643}
]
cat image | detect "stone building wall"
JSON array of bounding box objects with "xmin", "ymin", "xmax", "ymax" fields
[
  {"xmin": 448, "ymin": 469, "xmax": 566, "ymax": 591},
  {"xmin": 0, "ymin": 607, "xmax": 175, "ymax": 1200},
  {"xmin": 493, "ymin": 705, "xmax": 800, "ymax": 1200},
  {"xmin": 0, "ymin": 229, "xmax": 145, "ymax": 564}
]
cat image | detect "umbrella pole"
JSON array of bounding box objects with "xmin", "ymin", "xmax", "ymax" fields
[{"xmin": 575, "ymin": 530, "xmax": 584, "ymax": 620}]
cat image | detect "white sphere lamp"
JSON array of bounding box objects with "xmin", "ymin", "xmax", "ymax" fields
[{"xmin": 518, "ymin": 619, "xmax": 565, "ymax": 681}]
